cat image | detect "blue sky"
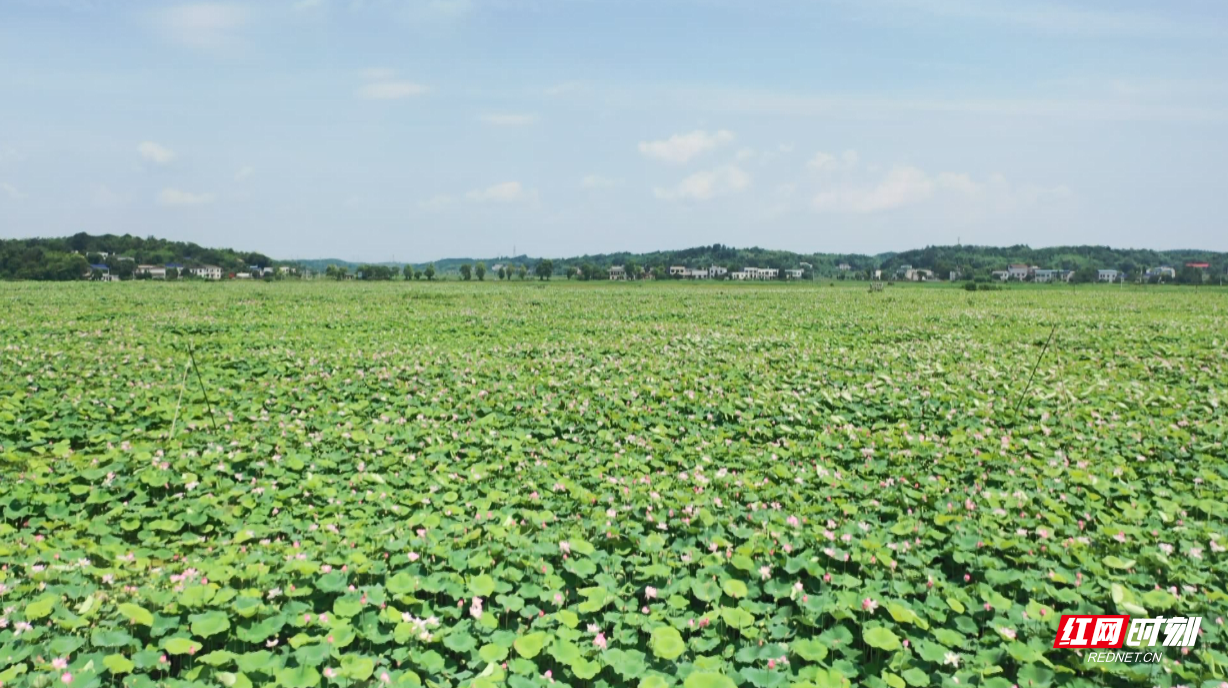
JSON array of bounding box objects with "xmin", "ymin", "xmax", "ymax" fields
[{"xmin": 1, "ymin": 0, "xmax": 1226, "ymax": 261}]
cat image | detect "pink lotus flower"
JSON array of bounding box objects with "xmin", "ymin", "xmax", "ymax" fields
[
  {"xmin": 862, "ymin": 598, "xmax": 878, "ymax": 613},
  {"xmin": 61, "ymin": 673, "xmax": 73, "ymax": 684},
  {"xmin": 52, "ymin": 658, "xmax": 68, "ymax": 670},
  {"xmin": 645, "ymin": 586, "xmax": 658, "ymax": 599},
  {"xmin": 324, "ymin": 668, "xmax": 336, "ymax": 678},
  {"xmin": 594, "ymin": 633, "xmax": 607, "ymax": 650}
]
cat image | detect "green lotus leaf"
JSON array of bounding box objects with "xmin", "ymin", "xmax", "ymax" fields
[
  {"xmin": 650, "ymin": 626, "xmax": 686, "ymax": 660},
  {"xmin": 683, "ymin": 672, "xmax": 736, "ymax": 688},
  {"xmin": 863, "ymin": 627, "xmax": 901, "ymax": 652},
  {"xmin": 103, "ymin": 654, "xmax": 135, "ymax": 675},
  {"xmin": 721, "ymin": 579, "xmax": 748, "ymax": 599}
]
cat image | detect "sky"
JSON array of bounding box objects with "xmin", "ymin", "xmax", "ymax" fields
[{"xmin": 1, "ymin": 0, "xmax": 1226, "ymax": 262}]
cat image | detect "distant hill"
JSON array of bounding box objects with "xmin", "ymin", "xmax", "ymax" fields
[
  {"xmin": 298, "ymin": 243, "xmax": 1227, "ymax": 281},
  {"xmin": 3, "ymin": 233, "xmax": 1226, "ymax": 280},
  {"xmin": 0, "ymin": 232, "xmax": 281, "ymax": 281}
]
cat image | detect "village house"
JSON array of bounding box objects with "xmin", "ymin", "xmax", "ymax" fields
[
  {"xmin": 991, "ymin": 270, "xmax": 1009, "ymax": 281},
  {"xmin": 669, "ymin": 266, "xmax": 688, "ymax": 277},
  {"xmin": 744, "ymin": 267, "xmax": 779, "ymax": 280},
  {"xmin": 608, "ymin": 265, "xmax": 626, "ymax": 280},
  {"xmin": 136, "ymin": 264, "xmax": 166, "ymax": 279},
  {"xmin": 1007, "ymin": 264, "xmax": 1033, "ymax": 280},
  {"xmin": 1033, "ymin": 269, "xmax": 1072, "ymax": 283},
  {"xmin": 708, "ymin": 265, "xmax": 728, "ymax": 279},
  {"xmin": 1145, "ymin": 266, "xmax": 1176, "ymax": 280},
  {"xmin": 1097, "ymin": 269, "xmax": 1119, "ymax": 283},
  {"xmin": 837, "ymin": 263, "xmax": 851, "ymax": 272},
  {"xmin": 784, "ymin": 269, "xmax": 804, "ymax": 279},
  {"xmin": 191, "ymin": 265, "xmax": 223, "ymax": 280}
]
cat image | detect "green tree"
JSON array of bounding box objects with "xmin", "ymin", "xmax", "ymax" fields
[
  {"xmin": 1178, "ymin": 266, "xmax": 1203, "ymax": 285},
  {"xmin": 625, "ymin": 260, "xmax": 639, "ymax": 280},
  {"xmin": 425, "ymin": 264, "xmax": 436, "ymax": 281},
  {"xmin": 1072, "ymin": 266, "xmax": 1098, "ymax": 284},
  {"xmin": 536, "ymin": 259, "xmax": 554, "ymax": 281},
  {"xmin": 517, "ymin": 265, "xmax": 527, "ymax": 280},
  {"xmin": 460, "ymin": 264, "xmax": 472, "ymax": 281},
  {"xmin": 475, "ymin": 262, "xmax": 486, "ymax": 281},
  {"xmin": 403, "ymin": 265, "xmax": 414, "ymax": 280}
]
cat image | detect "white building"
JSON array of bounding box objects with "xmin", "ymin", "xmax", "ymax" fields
[
  {"xmin": 1007, "ymin": 264, "xmax": 1033, "ymax": 281},
  {"xmin": 191, "ymin": 265, "xmax": 223, "ymax": 280},
  {"xmin": 235, "ymin": 272, "xmax": 252, "ymax": 279},
  {"xmin": 992, "ymin": 270, "xmax": 1010, "ymax": 281},
  {"xmin": 669, "ymin": 266, "xmax": 688, "ymax": 277},
  {"xmin": 1033, "ymin": 269, "xmax": 1071, "ymax": 283},
  {"xmin": 784, "ymin": 269, "xmax": 804, "ymax": 279},
  {"xmin": 608, "ymin": 265, "xmax": 627, "ymax": 280},
  {"xmin": 136, "ymin": 265, "xmax": 166, "ymax": 279},
  {"xmin": 708, "ymin": 265, "xmax": 728, "ymax": 279},
  {"xmin": 741, "ymin": 267, "xmax": 778, "ymax": 280},
  {"xmin": 838, "ymin": 263, "xmax": 851, "ymax": 272},
  {"xmin": 1098, "ymin": 269, "xmax": 1119, "ymax": 282}
]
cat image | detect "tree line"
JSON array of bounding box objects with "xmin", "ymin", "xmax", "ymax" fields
[{"xmin": 0, "ymin": 233, "xmax": 276, "ymax": 280}]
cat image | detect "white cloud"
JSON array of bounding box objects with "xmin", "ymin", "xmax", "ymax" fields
[
  {"xmin": 359, "ymin": 67, "xmax": 397, "ymax": 81},
  {"xmin": 159, "ymin": 188, "xmax": 215, "ymax": 206},
  {"xmin": 479, "ymin": 113, "xmax": 538, "ymax": 126},
  {"xmin": 91, "ymin": 184, "xmax": 126, "ymax": 209},
  {"xmin": 420, "ymin": 182, "xmax": 539, "ymax": 209},
  {"xmin": 735, "ymin": 147, "xmax": 757, "ymax": 162},
  {"xmin": 581, "ymin": 175, "xmax": 622, "ymax": 189},
  {"xmin": 0, "ymin": 182, "xmax": 26, "ymax": 201},
  {"xmin": 466, "ymin": 181, "xmax": 530, "ymax": 203},
  {"xmin": 545, "ymin": 81, "xmax": 589, "ymax": 97},
  {"xmin": 813, "ymin": 165, "xmax": 935, "ymax": 213},
  {"xmin": 807, "ymin": 149, "xmax": 860, "ymax": 172},
  {"xmin": 638, "ymin": 129, "xmax": 735, "ymax": 164},
  {"xmin": 0, "ymin": 145, "xmax": 24, "ymax": 163},
  {"xmin": 156, "ymin": 3, "xmax": 249, "ymax": 49},
  {"xmin": 418, "ymin": 194, "xmax": 456, "ymax": 210},
  {"xmin": 810, "ymin": 162, "xmax": 1070, "ymax": 214},
  {"xmin": 868, "ymin": 0, "xmax": 1212, "ymax": 38},
  {"xmin": 653, "ymin": 165, "xmax": 750, "ymax": 201},
  {"xmin": 234, "ymin": 166, "xmax": 255, "ymax": 182},
  {"xmin": 138, "ymin": 141, "xmax": 176, "ymax": 165},
  {"xmin": 357, "ymin": 81, "xmax": 427, "ymax": 99}
]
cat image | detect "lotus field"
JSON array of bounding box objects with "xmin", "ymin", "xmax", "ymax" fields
[{"xmin": 1, "ymin": 281, "xmax": 1227, "ymax": 688}]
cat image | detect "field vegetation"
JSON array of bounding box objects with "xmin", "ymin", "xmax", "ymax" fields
[{"xmin": 0, "ymin": 281, "xmax": 1224, "ymax": 688}]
